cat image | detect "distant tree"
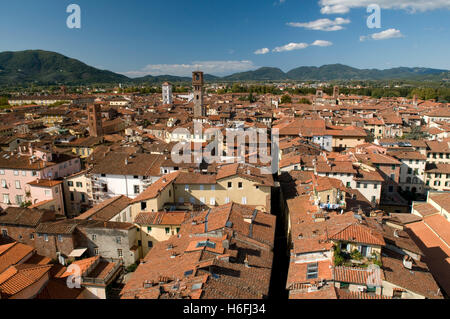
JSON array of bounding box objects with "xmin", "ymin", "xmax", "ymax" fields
[
  {"xmin": 403, "ymin": 125, "xmax": 428, "ymax": 140},
  {"xmin": 298, "ymin": 97, "xmax": 311, "ymax": 105},
  {"xmin": 365, "ymin": 130, "xmax": 375, "ymax": 143},
  {"xmin": 280, "ymin": 94, "xmax": 292, "ymax": 104}
]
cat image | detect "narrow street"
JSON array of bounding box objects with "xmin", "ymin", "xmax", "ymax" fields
[{"xmin": 268, "ymin": 184, "xmax": 289, "ymax": 300}]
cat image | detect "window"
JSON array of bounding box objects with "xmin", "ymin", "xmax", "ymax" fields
[
  {"xmin": 0, "ymin": 170, "xmax": 4, "ymax": 175},
  {"xmin": 76, "ymin": 182, "xmax": 82, "ymax": 188},
  {"xmin": 15, "ymin": 195, "xmax": 23, "ymax": 205},
  {"xmin": 200, "ymin": 197, "xmax": 205, "ymax": 204},
  {"xmin": 227, "ymin": 182, "xmax": 232, "ymax": 189},
  {"xmin": 242, "ymin": 197, "xmax": 247, "ymax": 204},
  {"xmin": 238, "ymin": 182, "xmax": 243, "ymax": 189},
  {"xmin": 185, "ymin": 185, "xmax": 189, "ymax": 191},
  {"xmin": 225, "ymin": 197, "xmax": 230, "ymax": 204},
  {"xmin": 148, "ymin": 241, "xmax": 153, "ymax": 248},
  {"xmin": 1, "ymin": 179, "xmax": 6, "ymax": 188},
  {"xmin": 374, "ymin": 184, "xmax": 378, "ymax": 189},
  {"xmin": 210, "ymin": 197, "xmax": 216, "ymax": 205},
  {"xmin": 176, "ymin": 227, "xmax": 180, "ymax": 233},
  {"xmin": 306, "ymin": 263, "xmax": 319, "ymax": 279},
  {"xmin": 21, "ymin": 171, "xmax": 26, "ymax": 177},
  {"xmin": 45, "ymin": 190, "xmax": 51, "ymax": 197},
  {"xmin": 44, "ymin": 234, "xmax": 49, "ymax": 242},
  {"xmin": 117, "ymin": 249, "xmax": 123, "ymax": 258},
  {"xmin": 92, "ymin": 234, "xmax": 97, "ymax": 241},
  {"xmin": 68, "ymin": 181, "xmax": 74, "ymax": 187},
  {"xmin": 15, "ymin": 181, "xmax": 21, "ymax": 189},
  {"xmin": 147, "ymin": 226, "xmax": 152, "ymax": 232},
  {"xmin": 58, "ymin": 235, "xmax": 63, "ymax": 242},
  {"xmin": 346, "ymin": 182, "xmax": 351, "ymax": 188},
  {"xmin": 94, "ymin": 248, "xmax": 99, "ymax": 256},
  {"xmin": 388, "ymin": 186, "xmax": 394, "ymax": 193},
  {"xmin": 3, "ymin": 194, "xmax": 10, "ymax": 204},
  {"xmin": 211, "ymin": 185, "xmax": 215, "ymax": 191},
  {"xmin": 165, "ymin": 227, "xmax": 170, "ymax": 234},
  {"xmin": 364, "ymin": 184, "xmax": 368, "ymax": 189},
  {"xmin": 30, "ymin": 233, "xmax": 34, "ymax": 240},
  {"xmin": 134, "ymin": 185, "xmax": 140, "ymax": 194},
  {"xmin": 13, "ymin": 170, "xmax": 19, "ymax": 176},
  {"xmin": 199, "ymin": 185, "xmax": 204, "ymax": 191},
  {"xmin": 356, "ymin": 182, "xmax": 361, "ymax": 188},
  {"xmin": 141, "ymin": 201, "xmax": 147, "ymax": 211},
  {"xmin": 1, "ymin": 229, "xmax": 7, "ymax": 237}
]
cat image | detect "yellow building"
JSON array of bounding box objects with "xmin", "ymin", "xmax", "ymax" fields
[
  {"xmin": 63, "ymin": 170, "xmax": 93, "ymax": 217},
  {"xmin": 134, "ymin": 211, "xmax": 189, "ymax": 257},
  {"xmin": 129, "ymin": 163, "xmax": 274, "ymax": 223},
  {"xmin": 69, "ymin": 137, "xmax": 104, "ymax": 159}
]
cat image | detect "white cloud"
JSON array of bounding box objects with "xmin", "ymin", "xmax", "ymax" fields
[
  {"xmin": 320, "ymin": 4, "xmax": 350, "ymax": 14},
  {"xmin": 273, "ymin": 42, "xmax": 309, "ymax": 52},
  {"xmin": 122, "ymin": 60, "xmax": 256, "ymax": 77},
  {"xmin": 287, "ymin": 17, "xmax": 351, "ymax": 31},
  {"xmin": 319, "ymin": 0, "xmax": 450, "ymax": 14},
  {"xmin": 254, "ymin": 48, "xmax": 270, "ymax": 55},
  {"xmin": 360, "ymin": 28, "xmax": 404, "ymax": 41},
  {"xmin": 311, "ymin": 40, "xmax": 333, "ymax": 47}
]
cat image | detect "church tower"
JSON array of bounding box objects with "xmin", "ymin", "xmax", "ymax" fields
[
  {"xmin": 192, "ymin": 71, "xmax": 205, "ymax": 118},
  {"xmin": 162, "ymin": 82, "xmax": 173, "ymax": 105},
  {"xmin": 88, "ymin": 104, "xmax": 103, "ymax": 137}
]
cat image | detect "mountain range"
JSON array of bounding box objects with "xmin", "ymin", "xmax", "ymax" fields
[{"xmin": 0, "ymin": 50, "xmax": 448, "ymax": 85}]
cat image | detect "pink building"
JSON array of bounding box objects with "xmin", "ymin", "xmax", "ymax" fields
[{"xmin": 0, "ymin": 145, "xmax": 81, "ymax": 213}]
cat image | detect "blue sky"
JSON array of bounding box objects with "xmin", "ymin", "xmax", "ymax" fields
[{"xmin": 0, "ymin": 0, "xmax": 449, "ymax": 77}]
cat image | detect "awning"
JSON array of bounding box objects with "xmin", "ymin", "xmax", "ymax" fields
[{"xmin": 68, "ymin": 248, "xmax": 88, "ymax": 258}]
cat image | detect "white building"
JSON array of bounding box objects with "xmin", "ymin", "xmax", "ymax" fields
[{"xmin": 162, "ymin": 82, "xmax": 173, "ymax": 105}]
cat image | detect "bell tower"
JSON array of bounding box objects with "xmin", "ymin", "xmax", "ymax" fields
[
  {"xmin": 88, "ymin": 104, "xmax": 103, "ymax": 137},
  {"xmin": 192, "ymin": 71, "xmax": 205, "ymax": 118}
]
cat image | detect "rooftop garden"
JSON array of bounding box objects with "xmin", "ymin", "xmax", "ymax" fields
[{"xmin": 333, "ymin": 243, "xmax": 382, "ymax": 268}]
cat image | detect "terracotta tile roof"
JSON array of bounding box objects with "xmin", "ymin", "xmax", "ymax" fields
[
  {"xmin": 422, "ymin": 214, "xmax": 450, "ymax": 246},
  {"xmin": 333, "ymin": 266, "xmax": 384, "ymax": 285},
  {"xmin": 27, "ymin": 179, "xmax": 63, "ymax": 187},
  {"xmin": 336, "ymin": 289, "xmax": 390, "ymax": 299},
  {"xmin": 0, "ymin": 242, "xmax": 34, "ymax": 273},
  {"xmin": 59, "ymin": 256, "xmax": 100, "ymax": 278},
  {"xmin": 429, "ymin": 192, "xmax": 450, "ymax": 212},
  {"xmin": 175, "ymin": 172, "xmax": 217, "ymax": 185},
  {"xmin": 0, "ymin": 207, "xmax": 54, "ymax": 227},
  {"xmin": 329, "ymin": 223, "xmax": 386, "ymax": 246},
  {"xmin": 412, "ymin": 203, "xmax": 439, "ymax": 217},
  {"xmin": 289, "ymin": 284, "xmax": 338, "ymax": 299},
  {"xmin": 0, "ymin": 264, "xmax": 52, "ymax": 297},
  {"xmin": 407, "ymin": 221, "xmax": 450, "ymax": 296},
  {"xmin": 131, "ymin": 172, "xmax": 179, "ymax": 203},
  {"xmin": 134, "ymin": 211, "xmax": 189, "ymax": 226},
  {"xmin": 426, "ymin": 140, "xmax": 450, "ymax": 153},
  {"xmin": 75, "ymin": 195, "xmax": 131, "ymax": 221},
  {"xmin": 35, "ymin": 219, "xmax": 83, "ymax": 235},
  {"xmin": 381, "ymin": 250, "xmax": 443, "ymax": 299},
  {"xmin": 120, "ymin": 203, "xmax": 276, "ymax": 299},
  {"xmin": 35, "ymin": 278, "xmax": 85, "ymax": 299},
  {"xmin": 91, "ymin": 152, "xmax": 165, "ymax": 176}
]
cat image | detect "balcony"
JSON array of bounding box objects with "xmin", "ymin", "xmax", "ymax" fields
[{"xmin": 82, "ymin": 258, "xmax": 123, "ymax": 287}]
